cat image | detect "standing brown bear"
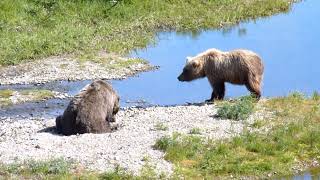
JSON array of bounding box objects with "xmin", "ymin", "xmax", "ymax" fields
[
  {"xmin": 178, "ymin": 48, "xmax": 264, "ymax": 102},
  {"xmin": 56, "ymin": 80, "xmax": 120, "ymax": 135}
]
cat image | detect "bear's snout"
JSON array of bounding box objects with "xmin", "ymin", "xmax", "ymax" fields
[{"xmin": 177, "ymin": 74, "xmax": 184, "ymax": 81}]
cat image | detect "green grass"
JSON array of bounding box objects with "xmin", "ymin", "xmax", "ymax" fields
[
  {"xmin": 0, "ymin": 0, "xmax": 295, "ymax": 65},
  {"xmin": 217, "ymin": 96, "xmax": 256, "ymax": 120},
  {"xmin": 109, "ymin": 58, "xmax": 148, "ymax": 70},
  {"xmin": 77, "ymin": 51, "xmax": 148, "ymax": 69},
  {"xmin": 154, "ymin": 122, "xmax": 169, "ymax": 131},
  {"xmin": 250, "ymin": 119, "xmax": 266, "ymax": 129},
  {"xmin": 154, "ymin": 93, "xmax": 320, "ymax": 179},
  {"xmin": 0, "ymin": 159, "xmax": 71, "ymax": 179},
  {"xmin": 0, "ymin": 89, "xmax": 14, "ymax": 98},
  {"xmin": 189, "ymin": 128, "xmax": 202, "ymax": 135},
  {"xmin": 99, "ymin": 166, "xmax": 137, "ymax": 180},
  {"xmin": 0, "ymin": 89, "xmax": 55, "ymax": 107},
  {"xmin": 20, "ymin": 89, "xmax": 55, "ymax": 100},
  {"xmin": 0, "ymin": 159, "xmax": 165, "ymax": 179},
  {"xmin": 100, "ymin": 163, "xmax": 167, "ymax": 180},
  {"xmin": 0, "ymin": 89, "xmax": 14, "ymax": 107}
]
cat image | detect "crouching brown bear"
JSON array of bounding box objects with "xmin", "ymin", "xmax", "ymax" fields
[
  {"xmin": 56, "ymin": 80, "xmax": 120, "ymax": 135},
  {"xmin": 178, "ymin": 48, "xmax": 264, "ymax": 102}
]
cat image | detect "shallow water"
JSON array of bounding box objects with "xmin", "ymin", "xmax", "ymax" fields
[
  {"xmin": 0, "ymin": 99, "xmax": 68, "ymax": 119},
  {"xmin": 277, "ymin": 168, "xmax": 320, "ymax": 180},
  {"xmin": 114, "ymin": 0, "xmax": 320, "ymax": 106}
]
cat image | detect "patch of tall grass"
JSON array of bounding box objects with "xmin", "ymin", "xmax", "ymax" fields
[
  {"xmin": 0, "ymin": 0, "xmax": 295, "ymax": 65},
  {"xmin": 217, "ymin": 96, "xmax": 256, "ymax": 120},
  {"xmin": 154, "ymin": 93, "xmax": 320, "ymax": 178}
]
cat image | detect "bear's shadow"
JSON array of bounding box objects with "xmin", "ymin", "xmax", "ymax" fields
[
  {"xmin": 37, "ymin": 124, "xmax": 120, "ymax": 136},
  {"xmin": 145, "ymin": 101, "xmax": 214, "ymax": 108},
  {"xmin": 209, "ymin": 114, "xmax": 225, "ymax": 119},
  {"xmin": 37, "ymin": 126, "xmax": 60, "ymax": 135}
]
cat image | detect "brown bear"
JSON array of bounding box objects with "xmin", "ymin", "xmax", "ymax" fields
[
  {"xmin": 177, "ymin": 48, "xmax": 264, "ymax": 102},
  {"xmin": 56, "ymin": 80, "xmax": 120, "ymax": 135}
]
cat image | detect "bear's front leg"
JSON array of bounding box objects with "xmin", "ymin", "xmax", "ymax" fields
[
  {"xmin": 206, "ymin": 83, "xmax": 225, "ymax": 102},
  {"xmin": 205, "ymin": 91, "xmax": 215, "ymax": 103}
]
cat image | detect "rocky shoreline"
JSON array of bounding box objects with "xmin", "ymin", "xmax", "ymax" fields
[
  {"xmin": 0, "ymin": 104, "xmax": 258, "ymax": 175},
  {"xmin": 0, "ymin": 55, "xmax": 153, "ymax": 85}
]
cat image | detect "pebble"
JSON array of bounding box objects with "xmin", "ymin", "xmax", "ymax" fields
[{"xmin": 0, "ymin": 104, "xmax": 254, "ymax": 175}]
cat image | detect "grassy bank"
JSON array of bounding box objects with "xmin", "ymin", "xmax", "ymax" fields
[
  {"xmin": 154, "ymin": 93, "xmax": 320, "ymax": 179},
  {"xmin": 0, "ymin": 0, "xmax": 295, "ymax": 65},
  {"xmin": 0, "ymin": 89, "xmax": 55, "ymax": 107},
  {"xmin": 0, "ymin": 159, "xmax": 163, "ymax": 179}
]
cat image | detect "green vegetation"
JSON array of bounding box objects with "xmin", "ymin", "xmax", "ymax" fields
[
  {"xmin": 100, "ymin": 163, "xmax": 167, "ymax": 180},
  {"xmin": 0, "ymin": 89, "xmax": 55, "ymax": 107},
  {"xmin": 0, "ymin": 89, "xmax": 14, "ymax": 106},
  {"xmin": 0, "ymin": 0, "xmax": 295, "ymax": 65},
  {"xmin": 250, "ymin": 119, "xmax": 266, "ymax": 129},
  {"xmin": 189, "ymin": 128, "xmax": 202, "ymax": 135},
  {"xmin": 78, "ymin": 51, "xmax": 148, "ymax": 70},
  {"xmin": 0, "ymin": 159, "xmax": 71, "ymax": 179},
  {"xmin": 154, "ymin": 93, "xmax": 320, "ymax": 179},
  {"xmin": 20, "ymin": 89, "xmax": 55, "ymax": 100},
  {"xmin": 0, "ymin": 159, "xmax": 165, "ymax": 179},
  {"xmin": 217, "ymin": 96, "xmax": 256, "ymax": 120},
  {"xmin": 0, "ymin": 89, "xmax": 13, "ymax": 98},
  {"xmin": 109, "ymin": 58, "xmax": 147, "ymax": 70},
  {"xmin": 99, "ymin": 166, "xmax": 137, "ymax": 180},
  {"xmin": 155, "ymin": 122, "xmax": 169, "ymax": 131}
]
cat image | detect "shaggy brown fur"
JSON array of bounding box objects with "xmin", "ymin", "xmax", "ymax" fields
[
  {"xmin": 178, "ymin": 48, "xmax": 264, "ymax": 101},
  {"xmin": 56, "ymin": 80, "xmax": 120, "ymax": 135}
]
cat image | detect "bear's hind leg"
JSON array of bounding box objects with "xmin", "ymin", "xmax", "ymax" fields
[{"xmin": 206, "ymin": 83, "xmax": 225, "ymax": 102}]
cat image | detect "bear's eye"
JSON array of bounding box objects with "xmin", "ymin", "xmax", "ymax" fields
[{"xmin": 183, "ymin": 68, "xmax": 189, "ymax": 73}]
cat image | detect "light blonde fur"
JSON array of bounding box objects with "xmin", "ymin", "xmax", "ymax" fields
[{"xmin": 179, "ymin": 48, "xmax": 264, "ymax": 100}]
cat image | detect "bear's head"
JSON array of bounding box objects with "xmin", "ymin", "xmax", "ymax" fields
[{"xmin": 178, "ymin": 56, "xmax": 205, "ymax": 82}]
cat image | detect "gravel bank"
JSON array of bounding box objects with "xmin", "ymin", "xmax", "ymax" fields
[
  {"xmin": 1, "ymin": 90, "xmax": 69, "ymax": 107},
  {"xmin": 0, "ymin": 104, "xmax": 255, "ymax": 175},
  {"xmin": 0, "ymin": 55, "xmax": 153, "ymax": 85}
]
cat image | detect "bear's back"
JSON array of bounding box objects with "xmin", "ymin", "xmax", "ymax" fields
[{"xmin": 204, "ymin": 49, "xmax": 263, "ymax": 84}]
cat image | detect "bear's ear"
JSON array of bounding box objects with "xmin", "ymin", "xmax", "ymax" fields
[
  {"xmin": 92, "ymin": 81, "xmax": 101, "ymax": 91},
  {"xmin": 192, "ymin": 61, "xmax": 200, "ymax": 68},
  {"xmin": 186, "ymin": 56, "xmax": 192, "ymax": 64}
]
